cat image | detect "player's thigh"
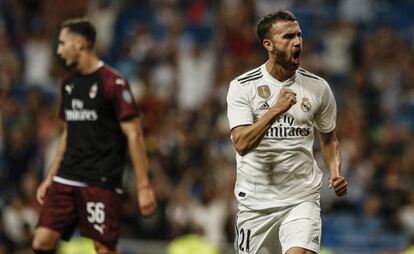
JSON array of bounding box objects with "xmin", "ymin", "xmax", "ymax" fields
[
  {"xmin": 279, "ymin": 201, "xmax": 321, "ymax": 254},
  {"xmin": 32, "ymin": 227, "xmax": 61, "ymax": 250},
  {"xmin": 76, "ymin": 186, "xmax": 123, "ymax": 250},
  {"xmin": 35, "ymin": 182, "xmax": 78, "ymax": 242},
  {"xmin": 235, "ymin": 209, "xmax": 282, "ymax": 254}
]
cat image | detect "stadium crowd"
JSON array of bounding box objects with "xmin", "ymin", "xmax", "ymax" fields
[{"xmin": 0, "ymin": 0, "xmax": 414, "ymax": 253}]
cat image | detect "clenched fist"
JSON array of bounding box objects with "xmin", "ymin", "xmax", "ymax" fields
[
  {"xmin": 329, "ymin": 176, "xmax": 348, "ymax": 197},
  {"xmin": 273, "ymin": 87, "xmax": 297, "ymax": 114}
]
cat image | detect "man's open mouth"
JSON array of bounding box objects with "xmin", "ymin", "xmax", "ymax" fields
[
  {"xmin": 293, "ymin": 50, "xmax": 301, "ymax": 59},
  {"xmin": 292, "ymin": 50, "xmax": 301, "ymax": 65}
]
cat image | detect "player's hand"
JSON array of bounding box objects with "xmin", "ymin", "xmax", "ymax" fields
[
  {"xmin": 137, "ymin": 185, "xmax": 157, "ymax": 217},
  {"xmin": 273, "ymin": 88, "xmax": 297, "ymax": 114},
  {"xmin": 36, "ymin": 178, "xmax": 52, "ymax": 205},
  {"xmin": 328, "ymin": 176, "xmax": 348, "ymax": 197}
]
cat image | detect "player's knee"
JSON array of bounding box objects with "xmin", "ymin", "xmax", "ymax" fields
[
  {"xmin": 286, "ymin": 247, "xmax": 315, "ymax": 254},
  {"xmin": 95, "ymin": 247, "xmax": 115, "ymax": 254},
  {"xmin": 32, "ymin": 228, "xmax": 59, "ymax": 251},
  {"xmin": 94, "ymin": 241, "xmax": 116, "ymax": 254},
  {"xmin": 95, "ymin": 249, "xmax": 112, "ymax": 254},
  {"xmin": 32, "ymin": 234, "xmax": 56, "ymax": 253},
  {"xmin": 32, "ymin": 249, "xmax": 56, "ymax": 254},
  {"xmin": 32, "ymin": 237, "xmax": 56, "ymax": 251}
]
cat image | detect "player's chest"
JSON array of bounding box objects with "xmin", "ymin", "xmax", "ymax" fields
[
  {"xmin": 251, "ymin": 83, "xmax": 318, "ymax": 124},
  {"xmin": 63, "ymin": 78, "xmax": 105, "ymax": 110}
]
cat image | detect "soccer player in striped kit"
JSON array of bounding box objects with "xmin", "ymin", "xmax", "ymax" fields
[{"xmin": 32, "ymin": 18, "xmax": 157, "ymax": 254}]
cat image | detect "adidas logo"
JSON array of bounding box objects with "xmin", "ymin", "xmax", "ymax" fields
[
  {"xmin": 259, "ymin": 102, "xmax": 270, "ymax": 110},
  {"xmin": 311, "ymin": 236, "xmax": 319, "ymax": 245}
]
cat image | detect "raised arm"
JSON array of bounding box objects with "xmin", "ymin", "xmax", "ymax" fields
[
  {"xmin": 231, "ymin": 88, "xmax": 297, "ymax": 156},
  {"xmin": 120, "ymin": 117, "xmax": 157, "ymax": 216},
  {"xmin": 318, "ymin": 130, "xmax": 347, "ymax": 197}
]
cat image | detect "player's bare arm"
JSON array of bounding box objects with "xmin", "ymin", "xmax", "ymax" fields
[
  {"xmin": 120, "ymin": 118, "xmax": 157, "ymax": 217},
  {"xmin": 318, "ymin": 130, "xmax": 348, "ymax": 197},
  {"xmin": 231, "ymin": 87, "xmax": 297, "ymax": 156},
  {"xmin": 36, "ymin": 123, "xmax": 67, "ymax": 205}
]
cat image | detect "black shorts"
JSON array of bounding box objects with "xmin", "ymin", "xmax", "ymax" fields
[{"xmin": 36, "ymin": 181, "xmax": 123, "ymax": 249}]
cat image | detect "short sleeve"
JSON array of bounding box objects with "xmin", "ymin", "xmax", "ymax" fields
[
  {"xmin": 105, "ymin": 77, "xmax": 140, "ymax": 121},
  {"xmin": 314, "ymin": 82, "xmax": 337, "ymax": 133},
  {"xmin": 226, "ymin": 80, "xmax": 253, "ymax": 130}
]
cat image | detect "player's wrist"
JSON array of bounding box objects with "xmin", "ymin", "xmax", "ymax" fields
[
  {"xmin": 44, "ymin": 175, "xmax": 54, "ymax": 183},
  {"xmin": 269, "ymin": 107, "xmax": 283, "ymax": 118},
  {"xmin": 330, "ymin": 171, "xmax": 340, "ymax": 178},
  {"xmin": 137, "ymin": 183, "xmax": 151, "ymax": 190}
]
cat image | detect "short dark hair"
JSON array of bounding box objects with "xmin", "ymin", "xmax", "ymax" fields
[
  {"xmin": 256, "ymin": 10, "xmax": 297, "ymax": 42},
  {"xmin": 61, "ymin": 17, "xmax": 96, "ymax": 49}
]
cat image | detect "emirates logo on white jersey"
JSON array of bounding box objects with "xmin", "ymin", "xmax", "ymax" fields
[{"xmin": 265, "ymin": 114, "xmax": 311, "ymax": 138}]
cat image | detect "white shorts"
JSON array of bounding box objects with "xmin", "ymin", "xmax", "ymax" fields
[{"xmin": 235, "ymin": 201, "xmax": 321, "ymax": 254}]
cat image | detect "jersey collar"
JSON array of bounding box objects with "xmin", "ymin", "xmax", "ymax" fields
[
  {"xmin": 97, "ymin": 60, "xmax": 104, "ymax": 69},
  {"xmin": 261, "ymin": 62, "xmax": 298, "ymax": 87}
]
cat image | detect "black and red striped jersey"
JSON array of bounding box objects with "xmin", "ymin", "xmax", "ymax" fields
[{"xmin": 57, "ymin": 62, "xmax": 140, "ymax": 188}]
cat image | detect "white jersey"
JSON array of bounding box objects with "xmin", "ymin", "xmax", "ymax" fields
[{"xmin": 227, "ymin": 63, "xmax": 337, "ymax": 211}]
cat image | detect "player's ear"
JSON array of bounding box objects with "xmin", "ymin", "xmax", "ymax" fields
[
  {"xmin": 74, "ymin": 39, "xmax": 81, "ymax": 51},
  {"xmin": 74, "ymin": 37, "xmax": 85, "ymax": 51},
  {"xmin": 263, "ymin": 39, "xmax": 273, "ymax": 52}
]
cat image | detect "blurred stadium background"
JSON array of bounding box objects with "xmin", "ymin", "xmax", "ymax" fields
[{"xmin": 1, "ymin": 0, "xmax": 414, "ymax": 253}]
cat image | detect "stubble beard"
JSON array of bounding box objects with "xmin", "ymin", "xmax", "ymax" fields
[
  {"xmin": 65, "ymin": 60, "xmax": 78, "ymax": 69},
  {"xmin": 58, "ymin": 51, "xmax": 79, "ymax": 70},
  {"xmin": 274, "ymin": 49, "xmax": 299, "ymax": 71}
]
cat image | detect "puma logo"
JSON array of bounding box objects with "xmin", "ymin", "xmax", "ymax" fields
[{"xmin": 94, "ymin": 224, "xmax": 105, "ymax": 235}]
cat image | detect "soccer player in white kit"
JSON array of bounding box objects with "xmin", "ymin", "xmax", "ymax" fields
[{"xmin": 227, "ymin": 10, "xmax": 348, "ymax": 254}]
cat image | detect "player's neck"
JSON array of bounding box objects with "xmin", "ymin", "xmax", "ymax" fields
[
  {"xmin": 76, "ymin": 52, "xmax": 101, "ymax": 75},
  {"xmin": 266, "ymin": 60, "xmax": 295, "ymax": 82}
]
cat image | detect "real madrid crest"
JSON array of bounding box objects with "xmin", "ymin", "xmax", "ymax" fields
[
  {"xmin": 301, "ymin": 97, "xmax": 311, "ymax": 112},
  {"xmin": 89, "ymin": 82, "xmax": 98, "ymax": 99},
  {"xmin": 257, "ymin": 85, "xmax": 271, "ymax": 99}
]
